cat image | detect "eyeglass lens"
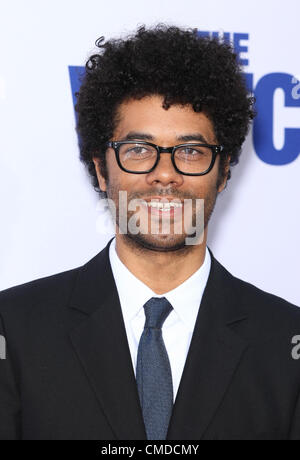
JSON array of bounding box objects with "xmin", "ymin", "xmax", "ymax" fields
[{"xmin": 118, "ymin": 142, "xmax": 213, "ymax": 174}]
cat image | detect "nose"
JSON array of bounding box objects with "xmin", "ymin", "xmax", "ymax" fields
[{"xmin": 145, "ymin": 152, "xmax": 184, "ymax": 187}]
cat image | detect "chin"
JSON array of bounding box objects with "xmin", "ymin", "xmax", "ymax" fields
[{"xmin": 125, "ymin": 232, "xmax": 189, "ymax": 253}]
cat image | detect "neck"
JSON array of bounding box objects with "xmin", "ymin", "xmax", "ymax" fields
[{"xmin": 114, "ymin": 230, "xmax": 208, "ymax": 294}]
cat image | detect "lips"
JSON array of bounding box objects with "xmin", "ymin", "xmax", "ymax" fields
[
  {"xmin": 141, "ymin": 198, "xmax": 183, "ymax": 219},
  {"xmin": 144, "ymin": 196, "xmax": 183, "ymax": 204},
  {"xmin": 144, "ymin": 197, "xmax": 183, "ymax": 208},
  {"xmin": 147, "ymin": 201, "xmax": 182, "ymax": 210}
]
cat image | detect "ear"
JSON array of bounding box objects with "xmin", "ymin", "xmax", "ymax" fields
[
  {"xmin": 92, "ymin": 157, "xmax": 107, "ymax": 192},
  {"xmin": 217, "ymin": 156, "xmax": 231, "ymax": 193}
]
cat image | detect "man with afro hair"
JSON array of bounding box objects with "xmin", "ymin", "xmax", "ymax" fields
[{"xmin": 0, "ymin": 24, "xmax": 300, "ymax": 441}]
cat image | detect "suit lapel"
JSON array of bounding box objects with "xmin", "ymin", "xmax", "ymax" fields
[
  {"xmin": 167, "ymin": 251, "xmax": 249, "ymax": 440},
  {"xmin": 68, "ymin": 238, "xmax": 146, "ymax": 440},
  {"xmin": 67, "ymin": 238, "xmax": 248, "ymax": 440}
]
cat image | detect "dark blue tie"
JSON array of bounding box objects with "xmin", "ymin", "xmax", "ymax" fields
[{"xmin": 136, "ymin": 297, "xmax": 174, "ymax": 440}]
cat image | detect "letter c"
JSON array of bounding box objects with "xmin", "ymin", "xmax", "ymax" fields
[{"xmin": 253, "ymin": 73, "xmax": 300, "ymax": 165}]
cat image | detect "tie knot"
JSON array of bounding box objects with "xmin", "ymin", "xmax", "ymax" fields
[{"xmin": 143, "ymin": 297, "xmax": 173, "ymax": 329}]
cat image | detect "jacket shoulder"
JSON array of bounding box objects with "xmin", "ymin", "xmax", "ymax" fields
[
  {"xmin": 211, "ymin": 253, "xmax": 300, "ymax": 327},
  {"xmin": 0, "ymin": 266, "xmax": 80, "ymax": 317},
  {"xmin": 229, "ymin": 268, "xmax": 300, "ymax": 326}
]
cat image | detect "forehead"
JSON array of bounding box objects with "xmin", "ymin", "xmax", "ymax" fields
[{"xmin": 113, "ymin": 95, "xmax": 216, "ymax": 142}]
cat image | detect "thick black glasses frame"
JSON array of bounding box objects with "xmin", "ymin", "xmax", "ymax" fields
[{"xmin": 105, "ymin": 140, "xmax": 224, "ymax": 176}]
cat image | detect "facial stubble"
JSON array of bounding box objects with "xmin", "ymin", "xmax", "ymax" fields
[{"xmin": 105, "ymin": 180, "xmax": 219, "ymax": 254}]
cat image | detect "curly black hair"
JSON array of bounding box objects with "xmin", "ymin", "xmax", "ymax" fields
[{"xmin": 75, "ymin": 24, "xmax": 255, "ymax": 197}]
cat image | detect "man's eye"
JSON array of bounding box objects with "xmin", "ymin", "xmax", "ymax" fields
[
  {"xmin": 185, "ymin": 148, "xmax": 198, "ymax": 155},
  {"xmin": 125, "ymin": 146, "xmax": 155, "ymax": 157},
  {"xmin": 178, "ymin": 148, "xmax": 202, "ymax": 156},
  {"xmin": 129, "ymin": 147, "xmax": 147, "ymax": 154}
]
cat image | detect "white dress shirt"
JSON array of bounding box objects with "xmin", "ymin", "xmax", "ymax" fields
[{"xmin": 108, "ymin": 237, "xmax": 211, "ymax": 403}]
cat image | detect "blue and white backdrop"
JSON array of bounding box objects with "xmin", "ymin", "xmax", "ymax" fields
[{"xmin": 0, "ymin": 0, "xmax": 299, "ymax": 305}]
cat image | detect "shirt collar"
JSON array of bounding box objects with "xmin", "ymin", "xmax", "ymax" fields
[{"xmin": 109, "ymin": 237, "xmax": 211, "ymax": 333}]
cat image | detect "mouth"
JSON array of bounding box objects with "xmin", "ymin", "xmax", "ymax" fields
[{"xmin": 143, "ymin": 197, "xmax": 184, "ymax": 218}]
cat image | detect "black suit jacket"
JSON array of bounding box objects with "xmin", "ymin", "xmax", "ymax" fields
[{"xmin": 0, "ymin": 238, "xmax": 300, "ymax": 440}]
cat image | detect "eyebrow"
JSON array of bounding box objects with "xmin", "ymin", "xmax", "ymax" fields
[{"xmin": 120, "ymin": 131, "xmax": 210, "ymax": 144}]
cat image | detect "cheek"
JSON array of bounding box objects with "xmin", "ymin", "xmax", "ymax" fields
[
  {"xmin": 207, "ymin": 160, "xmax": 221, "ymax": 190},
  {"xmin": 106, "ymin": 154, "xmax": 132, "ymax": 187},
  {"xmin": 106, "ymin": 155, "xmax": 123, "ymax": 187},
  {"xmin": 187, "ymin": 158, "xmax": 220, "ymax": 194},
  {"xmin": 107, "ymin": 162, "xmax": 143, "ymax": 193},
  {"xmin": 186, "ymin": 175, "xmax": 217, "ymax": 197}
]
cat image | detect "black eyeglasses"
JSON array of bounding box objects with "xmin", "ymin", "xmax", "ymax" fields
[{"xmin": 105, "ymin": 140, "xmax": 224, "ymax": 176}]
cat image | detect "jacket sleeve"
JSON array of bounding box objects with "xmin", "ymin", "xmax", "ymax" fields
[
  {"xmin": 288, "ymin": 386, "xmax": 300, "ymax": 440},
  {"xmin": 0, "ymin": 313, "xmax": 21, "ymax": 440}
]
